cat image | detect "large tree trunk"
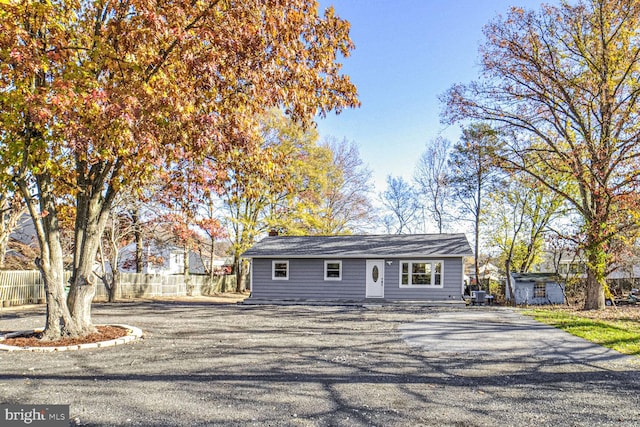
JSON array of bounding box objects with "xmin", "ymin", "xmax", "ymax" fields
[
  {"xmin": 37, "ymin": 257, "xmax": 80, "ymax": 340},
  {"xmin": 67, "ymin": 271, "xmax": 97, "ymax": 335},
  {"xmin": 17, "ymin": 174, "xmax": 87, "ymax": 340},
  {"xmin": 21, "ymin": 158, "xmax": 113, "ymax": 339},
  {"xmin": 68, "ymin": 192, "xmax": 106, "ymax": 335},
  {"xmin": 584, "ymin": 271, "xmax": 605, "ymax": 310},
  {"xmin": 583, "ymin": 244, "xmax": 606, "ymax": 310}
]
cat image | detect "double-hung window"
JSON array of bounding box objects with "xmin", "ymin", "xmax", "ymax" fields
[
  {"xmin": 400, "ymin": 261, "xmax": 443, "ymax": 288},
  {"xmin": 272, "ymin": 260, "xmax": 289, "ymax": 280},
  {"xmin": 324, "ymin": 260, "xmax": 342, "ymax": 281},
  {"xmin": 534, "ymin": 282, "xmax": 546, "ymax": 298}
]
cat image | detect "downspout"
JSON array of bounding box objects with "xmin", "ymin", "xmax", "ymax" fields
[{"xmin": 249, "ymin": 258, "xmax": 253, "ymax": 295}]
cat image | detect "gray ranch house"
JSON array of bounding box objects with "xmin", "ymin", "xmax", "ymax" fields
[{"xmin": 242, "ymin": 234, "xmax": 473, "ymax": 303}]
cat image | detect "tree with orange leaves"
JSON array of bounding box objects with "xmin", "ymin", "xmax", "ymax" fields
[
  {"xmin": 0, "ymin": 0, "xmax": 358, "ymax": 339},
  {"xmin": 443, "ymin": 0, "xmax": 640, "ymax": 309}
]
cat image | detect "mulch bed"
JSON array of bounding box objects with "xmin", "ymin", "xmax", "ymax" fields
[{"xmin": 1, "ymin": 325, "xmax": 128, "ymax": 347}]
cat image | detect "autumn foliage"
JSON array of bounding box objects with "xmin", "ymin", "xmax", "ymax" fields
[
  {"xmin": 0, "ymin": 0, "xmax": 358, "ymax": 339},
  {"xmin": 443, "ymin": 0, "xmax": 640, "ymax": 309}
]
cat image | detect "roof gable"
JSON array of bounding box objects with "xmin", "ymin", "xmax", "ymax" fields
[{"xmin": 242, "ymin": 234, "xmax": 473, "ymax": 258}]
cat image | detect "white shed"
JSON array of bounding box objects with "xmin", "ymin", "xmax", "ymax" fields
[{"xmin": 506, "ymin": 273, "xmax": 565, "ymax": 305}]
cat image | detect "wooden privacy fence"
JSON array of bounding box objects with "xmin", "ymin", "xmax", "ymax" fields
[
  {"xmin": 0, "ymin": 271, "xmax": 55, "ymax": 307},
  {"xmin": 0, "ymin": 271, "xmax": 237, "ymax": 307}
]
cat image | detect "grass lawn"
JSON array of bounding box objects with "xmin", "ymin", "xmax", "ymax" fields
[{"xmin": 523, "ymin": 307, "xmax": 640, "ymax": 356}]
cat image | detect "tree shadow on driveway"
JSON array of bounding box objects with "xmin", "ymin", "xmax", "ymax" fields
[{"xmin": 1, "ymin": 303, "xmax": 639, "ymax": 426}]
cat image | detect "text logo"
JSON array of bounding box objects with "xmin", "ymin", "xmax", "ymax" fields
[{"xmin": 0, "ymin": 405, "xmax": 69, "ymax": 426}]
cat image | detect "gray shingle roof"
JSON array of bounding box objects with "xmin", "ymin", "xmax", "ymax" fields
[
  {"xmin": 242, "ymin": 234, "xmax": 473, "ymax": 258},
  {"xmin": 511, "ymin": 273, "xmax": 560, "ymax": 282}
]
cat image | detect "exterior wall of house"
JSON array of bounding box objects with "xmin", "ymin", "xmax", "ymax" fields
[
  {"xmin": 249, "ymin": 257, "xmax": 464, "ymax": 301},
  {"xmin": 510, "ymin": 281, "xmax": 565, "ymax": 305},
  {"xmin": 383, "ymin": 257, "xmax": 464, "ymax": 301},
  {"xmin": 250, "ymin": 258, "xmax": 366, "ymax": 300}
]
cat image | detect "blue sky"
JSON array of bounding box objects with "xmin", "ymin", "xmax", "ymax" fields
[{"xmin": 316, "ymin": 0, "xmax": 550, "ymax": 193}]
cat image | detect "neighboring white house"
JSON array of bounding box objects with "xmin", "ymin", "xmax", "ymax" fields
[
  {"xmin": 6, "ymin": 215, "xmax": 235, "ymax": 276},
  {"xmin": 506, "ymin": 273, "xmax": 565, "ymax": 305},
  {"xmin": 535, "ymin": 250, "xmax": 640, "ymax": 287},
  {"xmin": 118, "ymin": 241, "xmax": 207, "ymax": 275}
]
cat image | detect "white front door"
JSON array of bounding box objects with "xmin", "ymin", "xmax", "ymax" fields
[{"xmin": 366, "ymin": 260, "xmax": 385, "ymax": 298}]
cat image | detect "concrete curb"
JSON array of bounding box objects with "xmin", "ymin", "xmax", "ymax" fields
[{"xmin": 0, "ymin": 324, "xmax": 143, "ymax": 352}]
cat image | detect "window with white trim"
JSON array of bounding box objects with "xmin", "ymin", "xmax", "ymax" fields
[
  {"xmin": 272, "ymin": 260, "xmax": 289, "ymax": 280},
  {"xmin": 324, "ymin": 260, "xmax": 342, "ymax": 281},
  {"xmin": 400, "ymin": 261, "xmax": 443, "ymax": 288}
]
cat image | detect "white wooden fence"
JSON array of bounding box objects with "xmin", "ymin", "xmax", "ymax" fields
[{"xmin": 0, "ymin": 271, "xmax": 236, "ymax": 307}]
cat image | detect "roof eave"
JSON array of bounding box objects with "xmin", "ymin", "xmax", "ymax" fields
[{"xmin": 243, "ymin": 253, "xmax": 473, "ymax": 259}]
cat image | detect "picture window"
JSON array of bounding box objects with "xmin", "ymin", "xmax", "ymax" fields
[{"xmin": 400, "ymin": 261, "xmax": 443, "ymax": 288}]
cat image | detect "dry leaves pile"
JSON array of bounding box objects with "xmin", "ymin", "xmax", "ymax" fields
[{"xmin": 551, "ymin": 305, "xmax": 640, "ymax": 322}]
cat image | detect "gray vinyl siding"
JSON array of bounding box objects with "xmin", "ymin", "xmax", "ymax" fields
[
  {"xmin": 251, "ymin": 258, "xmax": 366, "ymax": 300},
  {"xmin": 383, "ymin": 257, "xmax": 464, "ymax": 301},
  {"xmin": 250, "ymin": 257, "xmax": 464, "ymax": 301}
]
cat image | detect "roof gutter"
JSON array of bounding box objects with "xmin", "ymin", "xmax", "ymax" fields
[{"xmin": 242, "ymin": 253, "xmax": 474, "ymax": 259}]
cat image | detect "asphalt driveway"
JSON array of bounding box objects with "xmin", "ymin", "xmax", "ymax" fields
[{"xmin": 1, "ymin": 302, "xmax": 639, "ymax": 426}]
